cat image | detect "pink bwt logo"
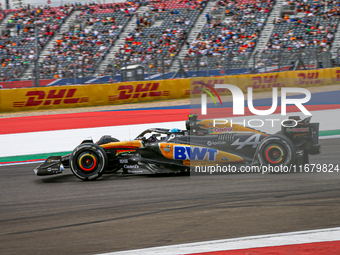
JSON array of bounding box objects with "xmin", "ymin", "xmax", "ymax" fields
[{"xmin": 200, "ymin": 84, "xmax": 311, "ymax": 116}]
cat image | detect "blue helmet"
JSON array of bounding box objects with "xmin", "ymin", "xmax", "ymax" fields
[
  {"xmin": 170, "ymin": 128, "xmax": 181, "ymax": 133},
  {"xmin": 166, "ymin": 128, "xmax": 181, "ymax": 141}
]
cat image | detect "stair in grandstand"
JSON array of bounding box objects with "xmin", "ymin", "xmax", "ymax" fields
[
  {"xmin": 0, "ymin": 13, "xmax": 14, "ymax": 36},
  {"xmin": 21, "ymin": 10, "xmax": 82, "ymax": 79},
  {"xmin": 95, "ymin": 5, "xmax": 148, "ymax": 76},
  {"xmin": 330, "ymin": 19, "xmax": 340, "ymax": 61},
  {"xmin": 170, "ymin": 0, "xmax": 215, "ymax": 72},
  {"xmin": 250, "ymin": 0, "xmax": 286, "ymax": 63}
]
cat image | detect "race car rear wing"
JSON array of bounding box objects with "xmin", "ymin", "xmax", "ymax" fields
[{"xmin": 281, "ymin": 116, "xmax": 320, "ymax": 155}]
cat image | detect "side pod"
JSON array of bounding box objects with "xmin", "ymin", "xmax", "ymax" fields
[{"xmin": 34, "ymin": 156, "xmax": 64, "ymax": 176}]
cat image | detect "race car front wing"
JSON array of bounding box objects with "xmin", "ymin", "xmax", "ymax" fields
[{"xmin": 34, "ymin": 156, "xmax": 64, "ymax": 176}]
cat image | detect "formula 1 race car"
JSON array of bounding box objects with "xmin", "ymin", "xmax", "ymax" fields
[{"xmin": 34, "ymin": 114, "xmax": 321, "ymax": 180}]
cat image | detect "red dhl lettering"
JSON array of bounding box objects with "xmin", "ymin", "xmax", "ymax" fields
[
  {"xmin": 13, "ymin": 89, "xmax": 89, "ymax": 107},
  {"xmin": 332, "ymin": 70, "xmax": 340, "ymax": 83},
  {"xmin": 295, "ymin": 72, "xmax": 324, "ymax": 85},
  {"xmin": 249, "ymin": 75, "xmax": 285, "ymax": 89},
  {"xmin": 110, "ymin": 83, "xmax": 170, "ymax": 101}
]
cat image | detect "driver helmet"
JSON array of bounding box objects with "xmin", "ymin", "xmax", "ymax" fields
[
  {"xmin": 170, "ymin": 128, "xmax": 181, "ymax": 133},
  {"xmin": 166, "ymin": 128, "xmax": 181, "ymax": 140}
]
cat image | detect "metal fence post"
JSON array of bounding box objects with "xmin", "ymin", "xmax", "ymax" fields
[
  {"xmin": 74, "ymin": 61, "xmax": 77, "ymax": 84},
  {"xmin": 82, "ymin": 57, "xmax": 85, "ymax": 84},
  {"xmin": 147, "ymin": 59, "xmax": 151, "ymax": 81},
  {"xmin": 227, "ymin": 55, "xmax": 230, "ymax": 75},
  {"xmin": 205, "ymin": 57, "xmax": 209, "ymax": 77},
  {"xmin": 196, "ymin": 54, "xmax": 199, "ymax": 77},
  {"xmin": 34, "ymin": 22, "xmax": 40, "ymax": 87},
  {"xmin": 124, "ymin": 59, "xmax": 128, "ymax": 81},
  {"xmin": 162, "ymin": 57, "xmax": 165, "ymax": 80},
  {"xmin": 111, "ymin": 65, "xmax": 115, "ymax": 82},
  {"xmin": 179, "ymin": 59, "xmax": 183, "ymax": 78},
  {"xmin": 253, "ymin": 51, "xmax": 257, "ymax": 71},
  {"xmin": 336, "ymin": 47, "xmax": 340, "ymax": 66},
  {"xmin": 5, "ymin": 66, "xmax": 8, "ymax": 88},
  {"xmin": 246, "ymin": 54, "xmax": 250, "ymax": 74},
  {"xmin": 278, "ymin": 51, "xmax": 282, "ymax": 72}
]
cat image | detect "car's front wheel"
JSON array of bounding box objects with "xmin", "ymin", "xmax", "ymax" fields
[{"xmin": 70, "ymin": 143, "xmax": 108, "ymax": 181}]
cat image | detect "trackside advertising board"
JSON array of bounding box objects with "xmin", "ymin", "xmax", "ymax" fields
[
  {"xmin": 1, "ymin": 67, "xmax": 340, "ymax": 112},
  {"xmin": 0, "ymin": 79, "xmax": 189, "ymax": 112},
  {"xmin": 190, "ymin": 67, "xmax": 340, "ymax": 95}
]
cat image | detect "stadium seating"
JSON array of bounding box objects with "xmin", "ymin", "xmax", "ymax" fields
[
  {"xmin": 40, "ymin": 3, "xmax": 138, "ymax": 79},
  {"xmin": 104, "ymin": 0, "xmax": 206, "ymax": 75},
  {"xmin": 256, "ymin": 0, "xmax": 339, "ymax": 69},
  {"xmin": 0, "ymin": 0, "xmax": 339, "ymax": 81},
  {"xmin": 182, "ymin": 0, "xmax": 274, "ymax": 72},
  {"xmin": 106, "ymin": 10, "xmax": 199, "ymax": 75},
  {"xmin": 0, "ymin": 5, "xmax": 73, "ymax": 81}
]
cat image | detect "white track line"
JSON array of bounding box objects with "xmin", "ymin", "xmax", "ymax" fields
[
  {"xmin": 99, "ymin": 227, "xmax": 340, "ymax": 255},
  {"xmin": 0, "ymin": 161, "xmax": 44, "ymax": 166},
  {"xmin": 0, "ymin": 121, "xmax": 184, "ymax": 157},
  {"xmin": 1, "ymin": 109, "xmax": 339, "ymax": 157},
  {"xmin": 320, "ymin": 135, "xmax": 340, "ymax": 139}
]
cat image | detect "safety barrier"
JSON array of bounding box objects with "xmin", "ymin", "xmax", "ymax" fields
[
  {"xmin": 190, "ymin": 67, "xmax": 340, "ymax": 96},
  {"xmin": 0, "ymin": 79, "xmax": 189, "ymax": 112},
  {"xmin": 1, "ymin": 67, "xmax": 340, "ymax": 112}
]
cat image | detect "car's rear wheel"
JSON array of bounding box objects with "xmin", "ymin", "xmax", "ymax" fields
[
  {"xmin": 256, "ymin": 134, "xmax": 296, "ymax": 168},
  {"xmin": 70, "ymin": 143, "xmax": 108, "ymax": 181}
]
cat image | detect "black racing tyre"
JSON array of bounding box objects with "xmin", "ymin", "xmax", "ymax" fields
[
  {"xmin": 96, "ymin": 135, "xmax": 120, "ymax": 145},
  {"xmin": 256, "ymin": 134, "xmax": 296, "ymax": 167},
  {"xmin": 70, "ymin": 143, "xmax": 108, "ymax": 181},
  {"xmin": 303, "ymin": 150, "xmax": 309, "ymax": 165}
]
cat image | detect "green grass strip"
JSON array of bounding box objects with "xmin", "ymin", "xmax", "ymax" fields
[
  {"xmin": 0, "ymin": 151, "xmax": 72, "ymax": 163},
  {"xmin": 1, "ymin": 130, "xmax": 340, "ymax": 163},
  {"xmin": 319, "ymin": 130, "xmax": 340, "ymax": 136}
]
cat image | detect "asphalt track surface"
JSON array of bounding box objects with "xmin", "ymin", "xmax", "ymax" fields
[{"xmin": 0, "ymin": 139, "xmax": 340, "ymax": 255}]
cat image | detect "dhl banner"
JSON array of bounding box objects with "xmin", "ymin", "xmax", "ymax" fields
[
  {"xmin": 190, "ymin": 67, "xmax": 340, "ymax": 96},
  {"xmin": 1, "ymin": 67, "xmax": 340, "ymax": 112},
  {"xmin": 0, "ymin": 79, "xmax": 190, "ymax": 112}
]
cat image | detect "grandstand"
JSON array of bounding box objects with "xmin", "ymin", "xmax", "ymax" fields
[{"xmin": 0, "ymin": 0, "xmax": 339, "ymax": 83}]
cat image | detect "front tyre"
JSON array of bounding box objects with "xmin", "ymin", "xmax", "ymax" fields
[
  {"xmin": 70, "ymin": 143, "xmax": 108, "ymax": 181},
  {"xmin": 256, "ymin": 134, "xmax": 296, "ymax": 167}
]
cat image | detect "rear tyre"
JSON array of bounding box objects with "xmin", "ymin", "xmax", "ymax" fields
[
  {"xmin": 70, "ymin": 143, "xmax": 108, "ymax": 181},
  {"xmin": 256, "ymin": 134, "xmax": 296, "ymax": 169},
  {"xmin": 303, "ymin": 151, "xmax": 309, "ymax": 165}
]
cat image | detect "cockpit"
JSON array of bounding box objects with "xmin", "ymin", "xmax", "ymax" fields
[{"xmin": 135, "ymin": 128, "xmax": 188, "ymax": 145}]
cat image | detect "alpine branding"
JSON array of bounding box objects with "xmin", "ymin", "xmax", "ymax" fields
[
  {"xmin": 207, "ymin": 141, "xmax": 227, "ymax": 146},
  {"xmin": 174, "ymin": 146, "xmax": 218, "ymax": 161},
  {"xmin": 231, "ymin": 134, "xmax": 262, "ymax": 150}
]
